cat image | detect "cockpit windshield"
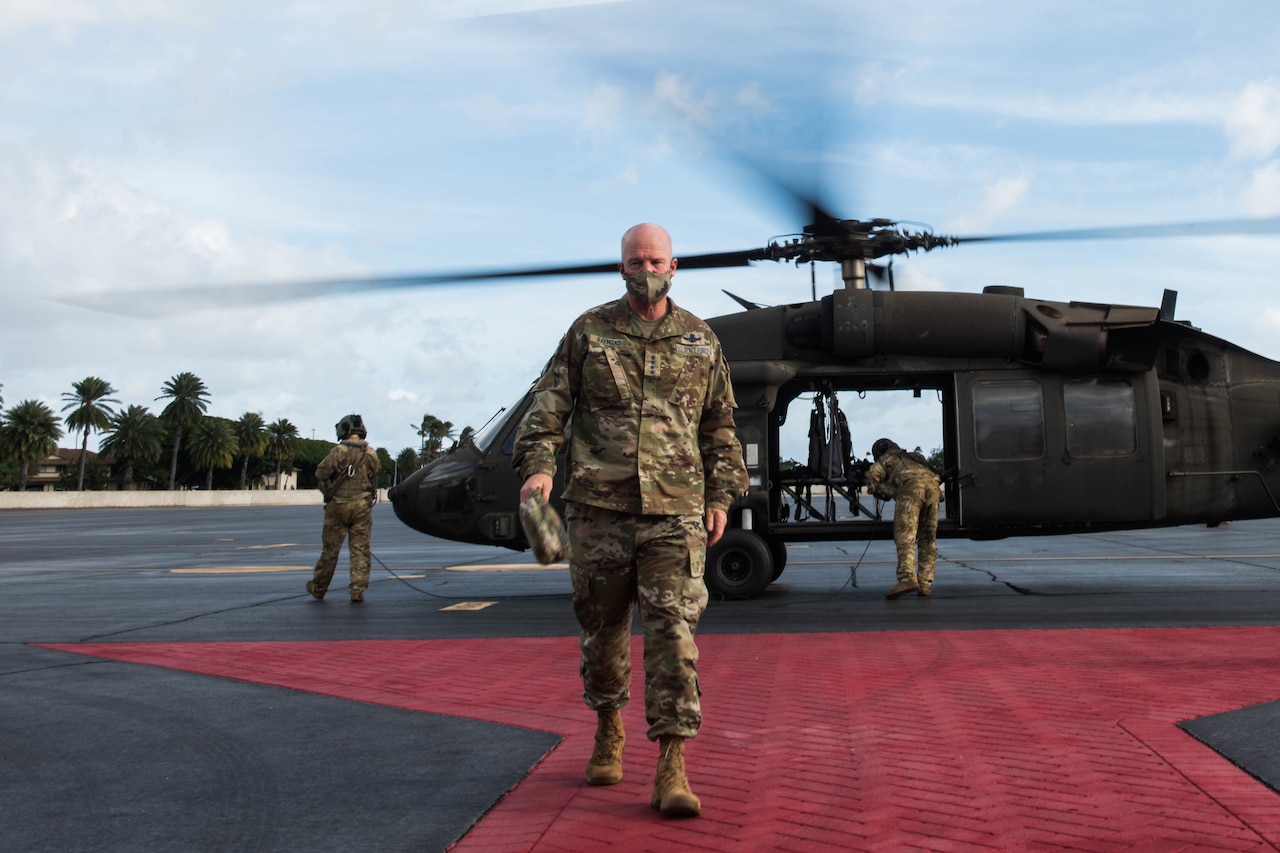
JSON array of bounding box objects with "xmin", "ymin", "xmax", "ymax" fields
[{"xmin": 472, "ymin": 392, "xmax": 534, "ymax": 453}]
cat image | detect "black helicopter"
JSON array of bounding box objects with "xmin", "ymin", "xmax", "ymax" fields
[{"xmin": 386, "ymin": 210, "xmax": 1280, "ymax": 598}]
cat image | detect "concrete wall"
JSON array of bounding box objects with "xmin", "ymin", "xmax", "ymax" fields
[{"xmin": 0, "ymin": 489, "xmax": 390, "ymax": 510}]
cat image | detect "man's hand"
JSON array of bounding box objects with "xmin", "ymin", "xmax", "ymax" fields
[
  {"xmin": 520, "ymin": 473, "xmax": 553, "ymax": 503},
  {"xmin": 705, "ymin": 507, "xmax": 728, "ymax": 547}
]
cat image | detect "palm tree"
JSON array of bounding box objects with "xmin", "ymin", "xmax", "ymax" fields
[
  {"xmin": 0, "ymin": 400, "xmax": 64, "ymax": 491},
  {"xmin": 454, "ymin": 425, "xmax": 476, "ymax": 450},
  {"xmin": 157, "ymin": 372, "xmax": 211, "ymax": 490},
  {"xmin": 187, "ymin": 417, "xmax": 239, "ymax": 491},
  {"xmin": 415, "ymin": 413, "xmax": 455, "ymax": 462},
  {"xmin": 61, "ymin": 376, "xmax": 120, "ymax": 491},
  {"xmin": 414, "ymin": 415, "xmax": 434, "ymax": 452},
  {"xmin": 99, "ymin": 405, "xmax": 165, "ymax": 490},
  {"xmin": 265, "ymin": 418, "xmax": 300, "ymax": 490},
  {"xmin": 394, "ymin": 447, "xmax": 419, "ymax": 485},
  {"xmin": 233, "ymin": 412, "xmax": 268, "ymax": 490}
]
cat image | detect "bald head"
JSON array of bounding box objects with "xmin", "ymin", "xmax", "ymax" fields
[{"xmin": 619, "ymin": 223, "xmax": 677, "ymax": 277}]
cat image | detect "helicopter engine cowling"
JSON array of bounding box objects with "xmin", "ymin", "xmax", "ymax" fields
[
  {"xmin": 829, "ymin": 289, "xmax": 1160, "ymax": 370},
  {"xmin": 714, "ymin": 289, "xmax": 1161, "ymax": 373}
]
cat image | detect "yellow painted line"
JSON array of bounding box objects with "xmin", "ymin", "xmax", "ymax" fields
[
  {"xmin": 446, "ymin": 563, "xmax": 568, "ymax": 572},
  {"xmin": 248, "ymin": 543, "xmax": 301, "ymax": 549},
  {"xmin": 441, "ymin": 601, "xmax": 496, "ymax": 611}
]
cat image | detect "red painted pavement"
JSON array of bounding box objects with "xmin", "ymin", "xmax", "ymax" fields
[{"xmin": 41, "ymin": 627, "xmax": 1280, "ymax": 851}]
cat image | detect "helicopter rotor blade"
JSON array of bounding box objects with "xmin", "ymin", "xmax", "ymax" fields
[
  {"xmin": 62, "ymin": 261, "xmax": 619, "ymax": 318},
  {"xmin": 676, "ymin": 247, "xmax": 773, "ymax": 270},
  {"xmin": 955, "ymin": 215, "xmax": 1280, "ymax": 245},
  {"xmin": 64, "ymin": 248, "xmax": 776, "ymax": 318}
]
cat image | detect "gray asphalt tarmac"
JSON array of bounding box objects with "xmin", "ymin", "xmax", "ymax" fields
[{"xmin": 5, "ymin": 505, "xmax": 1280, "ymax": 850}]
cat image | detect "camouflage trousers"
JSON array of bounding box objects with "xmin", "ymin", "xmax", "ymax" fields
[
  {"xmin": 312, "ymin": 498, "xmax": 373, "ymax": 596},
  {"xmin": 892, "ymin": 479, "xmax": 941, "ymax": 586},
  {"xmin": 565, "ymin": 502, "xmax": 709, "ymax": 741}
]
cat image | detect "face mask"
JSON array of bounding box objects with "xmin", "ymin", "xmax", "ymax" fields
[{"xmin": 624, "ymin": 270, "xmax": 671, "ymax": 307}]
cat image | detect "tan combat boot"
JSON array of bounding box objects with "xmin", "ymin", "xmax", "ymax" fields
[
  {"xmin": 885, "ymin": 578, "xmax": 919, "ymax": 599},
  {"xmin": 585, "ymin": 709, "xmax": 625, "ymax": 785},
  {"xmin": 651, "ymin": 736, "xmax": 701, "ymax": 817}
]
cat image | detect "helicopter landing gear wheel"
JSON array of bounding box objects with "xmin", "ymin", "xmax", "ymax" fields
[
  {"xmin": 767, "ymin": 537, "xmax": 788, "ymax": 581},
  {"xmin": 705, "ymin": 529, "xmax": 774, "ymax": 599}
]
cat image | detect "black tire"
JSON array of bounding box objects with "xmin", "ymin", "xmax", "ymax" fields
[
  {"xmin": 767, "ymin": 538, "xmax": 788, "ymax": 581},
  {"xmin": 705, "ymin": 529, "xmax": 774, "ymax": 599}
]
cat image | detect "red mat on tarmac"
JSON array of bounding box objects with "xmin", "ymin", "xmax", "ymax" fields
[{"xmin": 44, "ymin": 627, "xmax": 1280, "ymax": 851}]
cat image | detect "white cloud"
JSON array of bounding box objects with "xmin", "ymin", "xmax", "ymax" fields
[
  {"xmin": 735, "ymin": 83, "xmax": 772, "ymax": 113},
  {"xmin": 1224, "ymin": 80, "xmax": 1280, "ymax": 160},
  {"xmin": 0, "ymin": 0, "xmax": 98, "ymax": 37},
  {"xmin": 947, "ymin": 174, "xmax": 1032, "ymax": 234},
  {"xmin": 580, "ymin": 80, "xmax": 625, "ymax": 135},
  {"xmin": 1256, "ymin": 305, "xmax": 1280, "ymax": 340},
  {"xmin": 386, "ymin": 387, "xmax": 420, "ymax": 403},
  {"xmin": 1242, "ymin": 161, "xmax": 1280, "ymax": 216},
  {"xmin": 649, "ymin": 72, "xmax": 712, "ymax": 126}
]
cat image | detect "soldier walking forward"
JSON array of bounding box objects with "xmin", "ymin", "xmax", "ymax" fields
[{"xmin": 513, "ymin": 223, "xmax": 748, "ymax": 818}]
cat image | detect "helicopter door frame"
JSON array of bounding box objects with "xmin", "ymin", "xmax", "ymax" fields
[
  {"xmin": 954, "ymin": 368, "xmax": 1165, "ymax": 528},
  {"xmin": 761, "ymin": 374, "xmax": 958, "ymax": 541}
]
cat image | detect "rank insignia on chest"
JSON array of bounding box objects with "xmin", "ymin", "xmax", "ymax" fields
[{"xmin": 646, "ymin": 353, "xmax": 660, "ymax": 377}]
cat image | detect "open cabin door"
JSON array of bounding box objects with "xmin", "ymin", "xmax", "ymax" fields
[{"xmin": 954, "ymin": 370, "xmax": 1165, "ymax": 527}]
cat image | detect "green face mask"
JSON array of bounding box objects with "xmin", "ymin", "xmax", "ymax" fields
[{"xmin": 624, "ymin": 270, "xmax": 671, "ymax": 307}]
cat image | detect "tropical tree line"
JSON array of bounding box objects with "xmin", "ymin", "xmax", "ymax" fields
[
  {"xmin": 389, "ymin": 413, "xmax": 477, "ymax": 486},
  {"xmin": 0, "ymin": 375, "xmax": 391, "ymax": 493}
]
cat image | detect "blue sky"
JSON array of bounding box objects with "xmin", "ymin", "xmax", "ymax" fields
[{"xmin": 2, "ymin": 0, "xmax": 1279, "ymax": 461}]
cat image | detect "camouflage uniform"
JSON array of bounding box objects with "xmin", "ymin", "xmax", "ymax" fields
[
  {"xmin": 867, "ymin": 449, "xmax": 942, "ymax": 592},
  {"xmin": 311, "ymin": 437, "xmax": 381, "ymax": 599},
  {"xmin": 513, "ymin": 295, "xmax": 748, "ymax": 740}
]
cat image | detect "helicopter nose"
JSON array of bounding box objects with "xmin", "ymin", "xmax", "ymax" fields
[{"xmin": 390, "ymin": 456, "xmax": 478, "ymax": 539}]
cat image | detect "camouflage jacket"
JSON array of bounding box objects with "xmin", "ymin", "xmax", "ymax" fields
[
  {"xmin": 316, "ymin": 438, "xmax": 381, "ymax": 503},
  {"xmin": 866, "ymin": 449, "xmax": 940, "ymax": 501},
  {"xmin": 513, "ymin": 295, "xmax": 748, "ymax": 516}
]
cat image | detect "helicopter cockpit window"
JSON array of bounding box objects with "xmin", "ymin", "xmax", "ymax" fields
[
  {"xmin": 472, "ymin": 394, "xmax": 533, "ymax": 455},
  {"xmin": 973, "ymin": 380, "xmax": 1045, "ymax": 460},
  {"xmin": 1064, "ymin": 379, "xmax": 1136, "ymax": 457}
]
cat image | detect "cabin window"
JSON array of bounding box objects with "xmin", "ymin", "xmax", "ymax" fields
[
  {"xmin": 973, "ymin": 380, "xmax": 1045, "ymax": 460},
  {"xmin": 1064, "ymin": 379, "xmax": 1136, "ymax": 457}
]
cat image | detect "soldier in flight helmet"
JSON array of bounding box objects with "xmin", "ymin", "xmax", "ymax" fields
[
  {"xmin": 865, "ymin": 437, "xmax": 942, "ymax": 599},
  {"xmin": 308, "ymin": 414, "xmax": 380, "ymax": 603},
  {"xmin": 871, "ymin": 437, "xmax": 901, "ymax": 460},
  {"xmin": 336, "ymin": 414, "xmax": 366, "ymax": 441}
]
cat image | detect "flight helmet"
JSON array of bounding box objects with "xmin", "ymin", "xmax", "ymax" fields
[
  {"xmin": 871, "ymin": 438, "xmax": 900, "ymax": 460},
  {"xmin": 336, "ymin": 414, "xmax": 366, "ymax": 441}
]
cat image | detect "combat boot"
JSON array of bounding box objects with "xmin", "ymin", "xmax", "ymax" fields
[
  {"xmin": 651, "ymin": 736, "xmax": 701, "ymax": 817},
  {"xmin": 885, "ymin": 579, "xmax": 919, "ymax": 599},
  {"xmin": 917, "ymin": 583, "xmax": 932, "ymax": 597},
  {"xmin": 306, "ymin": 581, "xmax": 325, "ymax": 601},
  {"xmin": 585, "ymin": 709, "xmax": 625, "ymax": 785}
]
